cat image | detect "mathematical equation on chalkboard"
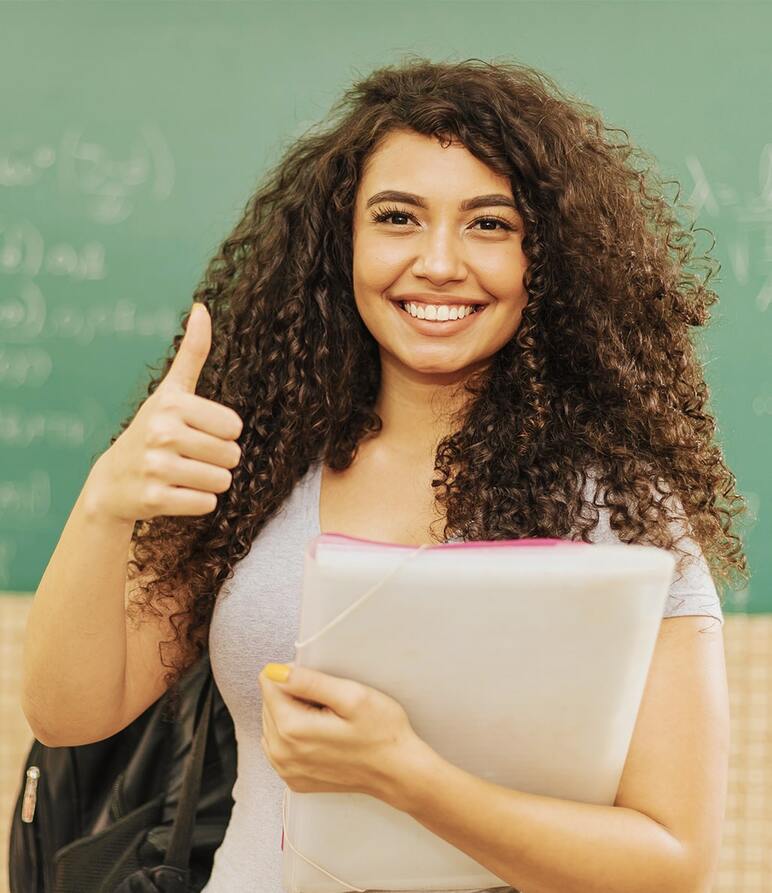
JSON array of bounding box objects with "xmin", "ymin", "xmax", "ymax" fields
[
  {"xmin": 1, "ymin": 123, "xmax": 180, "ymax": 398},
  {"xmin": 683, "ymin": 147, "xmax": 772, "ymax": 308},
  {"xmin": 0, "ymin": 123, "xmax": 175, "ymax": 220}
]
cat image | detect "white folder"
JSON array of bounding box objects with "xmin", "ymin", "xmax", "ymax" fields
[{"xmin": 281, "ymin": 533, "xmax": 676, "ymax": 893}]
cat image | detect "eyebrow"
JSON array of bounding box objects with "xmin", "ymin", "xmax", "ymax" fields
[{"xmin": 365, "ymin": 190, "xmax": 518, "ymax": 214}]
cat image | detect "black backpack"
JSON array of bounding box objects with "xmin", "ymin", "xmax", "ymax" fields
[{"xmin": 8, "ymin": 652, "xmax": 236, "ymax": 893}]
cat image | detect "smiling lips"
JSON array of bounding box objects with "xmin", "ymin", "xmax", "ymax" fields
[
  {"xmin": 392, "ymin": 298, "xmax": 489, "ymax": 333},
  {"xmin": 399, "ymin": 300, "xmax": 483, "ymax": 321}
]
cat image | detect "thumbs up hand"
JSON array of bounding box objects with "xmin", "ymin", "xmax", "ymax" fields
[{"xmin": 88, "ymin": 303, "xmax": 244, "ymax": 522}]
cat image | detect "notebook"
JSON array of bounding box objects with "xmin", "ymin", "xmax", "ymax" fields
[{"xmin": 281, "ymin": 533, "xmax": 676, "ymax": 893}]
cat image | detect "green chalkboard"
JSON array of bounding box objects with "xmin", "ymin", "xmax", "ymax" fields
[{"xmin": 1, "ymin": 2, "xmax": 767, "ymax": 613}]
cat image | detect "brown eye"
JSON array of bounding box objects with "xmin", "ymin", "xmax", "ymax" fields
[
  {"xmin": 369, "ymin": 205, "xmax": 415, "ymax": 225},
  {"xmin": 369, "ymin": 205, "xmax": 515, "ymax": 232},
  {"xmin": 470, "ymin": 216, "xmax": 515, "ymax": 232}
]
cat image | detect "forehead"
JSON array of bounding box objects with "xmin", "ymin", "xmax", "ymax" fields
[{"xmin": 358, "ymin": 129, "xmax": 513, "ymax": 201}]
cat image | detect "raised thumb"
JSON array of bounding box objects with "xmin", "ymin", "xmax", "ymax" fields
[{"xmin": 164, "ymin": 302, "xmax": 211, "ymax": 393}]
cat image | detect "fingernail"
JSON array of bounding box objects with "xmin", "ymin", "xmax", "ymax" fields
[{"xmin": 263, "ymin": 662, "xmax": 290, "ymax": 682}]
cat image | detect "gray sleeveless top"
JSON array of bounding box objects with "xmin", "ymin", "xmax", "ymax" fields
[{"xmin": 201, "ymin": 460, "xmax": 723, "ymax": 892}]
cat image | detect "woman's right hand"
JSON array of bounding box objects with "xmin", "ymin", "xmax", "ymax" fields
[{"xmin": 88, "ymin": 302, "xmax": 244, "ymax": 522}]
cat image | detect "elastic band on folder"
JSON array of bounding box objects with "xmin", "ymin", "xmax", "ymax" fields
[
  {"xmin": 281, "ymin": 788, "xmax": 496, "ymax": 893},
  {"xmin": 294, "ymin": 541, "xmax": 433, "ymax": 651},
  {"xmin": 281, "ymin": 786, "xmax": 368, "ymax": 891},
  {"xmin": 285, "ymin": 542, "xmax": 431, "ymax": 887}
]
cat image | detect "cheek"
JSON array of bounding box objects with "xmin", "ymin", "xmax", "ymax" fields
[
  {"xmin": 499, "ymin": 264, "xmax": 528, "ymax": 311},
  {"xmin": 487, "ymin": 301, "xmax": 528, "ymax": 357},
  {"xmin": 354, "ymin": 250, "xmax": 402, "ymax": 293},
  {"xmin": 480, "ymin": 248, "xmax": 528, "ymax": 296}
]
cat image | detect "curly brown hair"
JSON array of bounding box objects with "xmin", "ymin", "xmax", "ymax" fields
[{"xmin": 115, "ymin": 55, "xmax": 751, "ymax": 719}]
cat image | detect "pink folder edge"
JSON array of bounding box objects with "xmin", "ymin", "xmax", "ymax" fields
[{"xmin": 308, "ymin": 531, "xmax": 589, "ymax": 559}]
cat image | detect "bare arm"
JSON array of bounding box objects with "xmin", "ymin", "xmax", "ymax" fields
[
  {"xmin": 22, "ymin": 457, "xmax": 133, "ymax": 745},
  {"xmin": 22, "ymin": 303, "xmax": 241, "ymax": 747}
]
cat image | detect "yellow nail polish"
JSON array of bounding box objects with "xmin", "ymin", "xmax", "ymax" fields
[{"xmin": 263, "ymin": 662, "xmax": 290, "ymax": 682}]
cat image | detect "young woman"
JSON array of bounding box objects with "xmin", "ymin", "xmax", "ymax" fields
[{"xmin": 25, "ymin": 57, "xmax": 749, "ymax": 892}]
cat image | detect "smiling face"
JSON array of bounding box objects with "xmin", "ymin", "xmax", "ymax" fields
[{"xmin": 352, "ymin": 128, "xmax": 529, "ymax": 384}]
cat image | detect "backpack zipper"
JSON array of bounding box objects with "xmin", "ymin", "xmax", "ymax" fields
[
  {"xmin": 109, "ymin": 771, "xmax": 128, "ymax": 820},
  {"xmin": 21, "ymin": 766, "xmax": 40, "ymax": 823}
]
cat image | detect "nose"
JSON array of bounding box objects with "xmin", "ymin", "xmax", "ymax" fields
[{"xmin": 410, "ymin": 224, "xmax": 467, "ymax": 286}]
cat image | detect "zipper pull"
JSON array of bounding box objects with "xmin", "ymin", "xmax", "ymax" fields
[{"xmin": 21, "ymin": 766, "xmax": 40, "ymax": 823}]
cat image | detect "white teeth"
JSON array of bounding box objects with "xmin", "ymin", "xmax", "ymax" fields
[{"xmin": 401, "ymin": 302, "xmax": 481, "ymax": 320}]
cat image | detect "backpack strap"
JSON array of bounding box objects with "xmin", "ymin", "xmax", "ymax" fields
[{"xmin": 164, "ymin": 670, "xmax": 215, "ymax": 872}]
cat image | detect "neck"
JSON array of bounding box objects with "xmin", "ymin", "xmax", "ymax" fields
[{"xmin": 371, "ymin": 352, "xmax": 486, "ymax": 465}]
